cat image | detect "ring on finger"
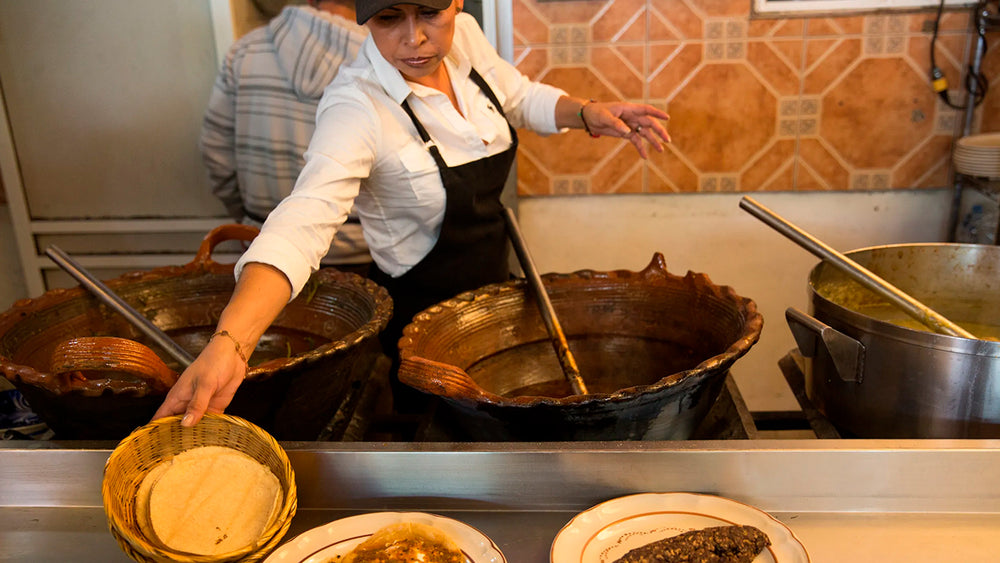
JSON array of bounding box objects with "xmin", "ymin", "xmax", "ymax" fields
[{"xmin": 635, "ymin": 125, "xmax": 643, "ymax": 133}]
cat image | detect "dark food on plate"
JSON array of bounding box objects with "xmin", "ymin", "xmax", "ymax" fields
[
  {"xmin": 612, "ymin": 525, "xmax": 771, "ymax": 563},
  {"xmin": 341, "ymin": 522, "xmax": 465, "ymax": 563}
]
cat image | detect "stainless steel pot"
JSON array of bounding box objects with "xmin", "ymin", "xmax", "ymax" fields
[{"xmin": 788, "ymin": 243, "xmax": 1000, "ymax": 438}]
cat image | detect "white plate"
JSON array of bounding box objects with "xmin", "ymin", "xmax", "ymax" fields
[
  {"xmin": 263, "ymin": 512, "xmax": 507, "ymax": 563},
  {"xmin": 550, "ymin": 493, "xmax": 809, "ymax": 563}
]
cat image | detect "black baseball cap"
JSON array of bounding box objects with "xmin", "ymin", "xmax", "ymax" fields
[{"xmin": 356, "ymin": 0, "xmax": 453, "ymax": 24}]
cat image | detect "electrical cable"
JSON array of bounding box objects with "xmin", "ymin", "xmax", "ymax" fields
[{"xmin": 929, "ymin": 0, "xmax": 989, "ymax": 110}]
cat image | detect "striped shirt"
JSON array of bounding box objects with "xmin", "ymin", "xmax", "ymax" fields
[{"xmin": 199, "ymin": 5, "xmax": 370, "ymax": 264}]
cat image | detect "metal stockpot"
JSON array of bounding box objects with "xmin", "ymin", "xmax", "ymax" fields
[{"xmin": 788, "ymin": 243, "xmax": 1000, "ymax": 438}]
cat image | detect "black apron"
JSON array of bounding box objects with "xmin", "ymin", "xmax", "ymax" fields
[{"xmin": 370, "ymin": 68, "xmax": 518, "ymax": 355}]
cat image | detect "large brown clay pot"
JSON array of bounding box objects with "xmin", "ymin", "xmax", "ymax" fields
[
  {"xmin": 0, "ymin": 225, "xmax": 391, "ymax": 440},
  {"xmin": 398, "ymin": 253, "xmax": 762, "ymax": 441}
]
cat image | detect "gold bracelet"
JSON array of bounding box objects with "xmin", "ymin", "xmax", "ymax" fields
[
  {"xmin": 210, "ymin": 330, "xmax": 249, "ymax": 367},
  {"xmin": 579, "ymin": 99, "xmax": 599, "ymax": 138}
]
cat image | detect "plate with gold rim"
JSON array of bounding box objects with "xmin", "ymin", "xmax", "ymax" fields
[
  {"xmin": 550, "ymin": 492, "xmax": 809, "ymax": 563},
  {"xmin": 263, "ymin": 511, "xmax": 506, "ymax": 563}
]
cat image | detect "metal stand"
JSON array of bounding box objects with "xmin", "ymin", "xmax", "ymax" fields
[{"xmin": 949, "ymin": 2, "xmax": 1000, "ymax": 243}]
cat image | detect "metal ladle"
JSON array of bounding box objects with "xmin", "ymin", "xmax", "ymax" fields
[
  {"xmin": 503, "ymin": 207, "xmax": 589, "ymax": 395},
  {"xmin": 44, "ymin": 245, "xmax": 196, "ymax": 367},
  {"xmin": 740, "ymin": 196, "xmax": 977, "ymax": 339}
]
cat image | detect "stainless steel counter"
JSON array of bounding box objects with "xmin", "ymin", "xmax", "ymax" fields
[{"xmin": 3, "ymin": 440, "xmax": 1000, "ymax": 562}]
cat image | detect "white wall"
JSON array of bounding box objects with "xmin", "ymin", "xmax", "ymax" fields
[{"xmin": 518, "ymin": 189, "xmax": 954, "ymax": 412}]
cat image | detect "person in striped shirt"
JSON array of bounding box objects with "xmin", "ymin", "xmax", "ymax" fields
[{"xmin": 199, "ymin": 0, "xmax": 372, "ymax": 275}]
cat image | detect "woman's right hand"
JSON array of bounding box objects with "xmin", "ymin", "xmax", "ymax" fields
[
  {"xmin": 150, "ymin": 262, "xmax": 293, "ymax": 427},
  {"xmin": 152, "ymin": 334, "xmax": 248, "ymax": 427}
]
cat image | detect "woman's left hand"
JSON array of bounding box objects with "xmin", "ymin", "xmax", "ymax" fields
[{"xmin": 581, "ymin": 101, "xmax": 672, "ymax": 159}]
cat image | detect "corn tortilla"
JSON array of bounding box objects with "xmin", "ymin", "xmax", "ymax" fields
[
  {"xmin": 146, "ymin": 445, "xmax": 282, "ymax": 556},
  {"xmin": 135, "ymin": 460, "xmax": 170, "ymax": 546}
]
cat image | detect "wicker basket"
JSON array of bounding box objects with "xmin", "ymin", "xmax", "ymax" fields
[{"xmin": 102, "ymin": 414, "xmax": 297, "ymax": 563}]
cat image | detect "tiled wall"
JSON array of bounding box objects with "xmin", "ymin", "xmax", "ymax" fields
[{"xmin": 512, "ymin": 0, "xmax": 1000, "ymax": 195}]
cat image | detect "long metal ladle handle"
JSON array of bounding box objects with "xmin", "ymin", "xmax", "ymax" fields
[
  {"xmin": 44, "ymin": 245, "xmax": 196, "ymax": 367},
  {"xmin": 739, "ymin": 196, "xmax": 976, "ymax": 339},
  {"xmin": 503, "ymin": 208, "xmax": 589, "ymax": 395}
]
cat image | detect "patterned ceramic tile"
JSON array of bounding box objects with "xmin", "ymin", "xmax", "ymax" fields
[
  {"xmin": 669, "ymin": 63, "xmax": 777, "ymax": 171},
  {"xmin": 895, "ymin": 135, "xmax": 952, "ymax": 188},
  {"xmin": 511, "ymin": 0, "xmax": 998, "ymax": 195},
  {"xmin": 821, "ymin": 58, "xmax": 937, "ymax": 170},
  {"xmin": 593, "ymin": 0, "xmax": 647, "ymax": 42},
  {"xmin": 651, "ymin": 0, "xmax": 703, "ymax": 39}
]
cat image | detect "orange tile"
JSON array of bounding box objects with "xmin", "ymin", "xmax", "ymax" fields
[
  {"xmin": 684, "ymin": 0, "xmax": 750, "ymax": 18},
  {"xmin": 894, "ymin": 135, "xmax": 952, "ymax": 188},
  {"xmin": 980, "ymin": 89, "xmax": 1000, "ymax": 133},
  {"xmin": 747, "ymin": 40, "xmax": 803, "ymax": 96},
  {"xmin": 913, "ymin": 160, "xmax": 949, "ymax": 188},
  {"xmin": 820, "ymin": 58, "xmax": 936, "ymax": 170},
  {"xmin": 799, "ymin": 138, "xmax": 850, "ymax": 190},
  {"xmin": 741, "ymin": 139, "xmax": 796, "ymax": 190},
  {"xmin": 591, "ymin": 46, "xmax": 645, "ymax": 100},
  {"xmin": 519, "ymin": 125, "xmax": 628, "ymax": 177},
  {"xmin": 979, "ymin": 31, "xmax": 1000, "ymax": 78},
  {"xmin": 514, "ymin": 47, "xmax": 550, "ymax": 82},
  {"xmin": 803, "ymin": 38, "xmax": 861, "ymax": 95},
  {"xmin": 938, "ymin": 10, "xmax": 974, "ymax": 32},
  {"xmin": 760, "ymin": 161, "xmax": 797, "ymax": 191},
  {"xmin": 512, "ymin": 0, "xmax": 550, "ymax": 46},
  {"xmin": 749, "ymin": 18, "xmax": 806, "ymax": 39},
  {"xmin": 521, "ymin": 0, "xmax": 605, "ymax": 25},
  {"xmin": 767, "ymin": 38, "xmax": 805, "ymax": 69},
  {"xmin": 649, "ymin": 43, "xmax": 701, "ymax": 99},
  {"xmin": 593, "ymin": 0, "xmax": 646, "ymax": 42},
  {"xmin": 652, "ymin": 0, "xmax": 704, "ymax": 39},
  {"xmin": 669, "ymin": 63, "xmax": 778, "ymax": 172},
  {"xmin": 648, "ymin": 147, "xmax": 699, "ymax": 192},
  {"xmin": 793, "ymin": 162, "xmax": 834, "ymax": 191},
  {"xmin": 909, "ymin": 35, "xmax": 961, "ymax": 84},
  {"xmin": 806, "ymin": 16, "xmax": 865, "ymax": 37},
  {"xmin": 592, "ymin": 149, "xmax": 645, "ymax": 193},
  {"xmin": 619, "ymin": 13, "xmax": 650, "ymax": 42},
  {"xmin": 515, "ymin": 149, "xmax": 549, "ymax": 195},
  {"xmin": 803, "ymin": 38, "xmax": 838, "ymax": 71},
  {"xmin": 539, "ymin": 66, "xmax": 615, "ymax": 99}
]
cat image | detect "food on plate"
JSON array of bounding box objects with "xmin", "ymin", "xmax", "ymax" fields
[
  {"xmin": 341, "ymin": 521, "xmax": 465, "ymax": 563},
  {"xmin": 612, "ymin": 524, "xmax": 770, "ymax": 562},
  {"xmin": 138, "ymin": 445, "xmax": 282, "ymax": 555}
]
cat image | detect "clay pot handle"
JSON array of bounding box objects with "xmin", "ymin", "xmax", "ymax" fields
[
  {"xmin": 397, "ymin": 356, "xmax": 494, "ymax": 402},
  {"xmin": 189, "ymin": 224, "xmax": 261, "ymax": 270},
  {"xmin": 50, "ymin": 337, "xmax": 179, "ymax": 394}
]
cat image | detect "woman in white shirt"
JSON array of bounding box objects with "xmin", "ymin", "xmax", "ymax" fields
[{"xmin": 154, "ymin": 0, "xmax": 671, "ymax": 425}]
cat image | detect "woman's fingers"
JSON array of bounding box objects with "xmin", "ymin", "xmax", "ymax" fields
[{"xmin": 181, "ymin": 383, "xmax": 214, "ymax": 427}]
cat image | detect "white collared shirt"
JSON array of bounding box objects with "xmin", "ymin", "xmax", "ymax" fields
[{"xmin": 236, "ymin": 13, "xmax": 566, "ymax": 299}]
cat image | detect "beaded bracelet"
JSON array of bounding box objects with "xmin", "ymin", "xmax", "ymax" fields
[
  {"xmin": 579, "ymin": 99, "xmax": 599, "ymax": 138},
  {"xmin": 210, "ymin": 330, "xmax": 248, "ymax": 367}
]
